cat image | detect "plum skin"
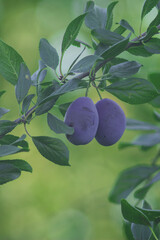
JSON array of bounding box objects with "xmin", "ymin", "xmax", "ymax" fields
[
  {"xmin": 95, "ymin": 98, "xmax": 126, "ymax": 146},
  {"xmin": 64, "ymin": 97, "xmax": 99, "ymax": 145}
]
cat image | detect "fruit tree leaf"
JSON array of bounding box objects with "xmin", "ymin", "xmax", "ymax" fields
[
  {"xmin": 141, "ymin": 0, "xmax": 159, "ymax": 20},
  {"xmin": 119, "ymin": 19, "xmax": 135, "ymax": 33},
  {"xmin": 58, "ymin": 102, "xmax": 72, "ymax": 117},
  {"xmin": 106, "ymin": 1, "xmax": 118, "ymax": 30},
  {"xmin": 0, "ymin": 108, "xmax": 10, "ymax": 119},
  {"xmin": 144, "ymin": 38, "xmax": 160, "ymax": 54},
  {"xmin": 136, "ymin": 207, "xmax": 160, "ymax": 222},
  {"xmin": 0, "ymin": 163, "xmax": 21, "ymax": 185},
  {"xmin": 71, "ymin": 55, "xmax": 100, "ymax": 73},
  {"xmin": 0, "ymin": 145, "xmax": 21, "ymax": 157},
  {"xmin": 126, "ymin": 118, "xmax": 160, "ymax": 131},
  {"xmin": 22, "ymin": 94, "xmax": 35, "ymax": 114},
  {"xmin": 0, "ymin": 120, "xmax": 17, "ymax": 135},
  {"xmin": 147, "ymin": 10, "xmax": 160, "ymax": 31},
  {"xmin": 0, "ymin": 159, "xmax": 32, "ymax": 173}
]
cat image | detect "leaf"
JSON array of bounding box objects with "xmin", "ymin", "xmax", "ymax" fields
[
  {"xmin": 144, "ymin": 38, "xmax": 160, "ymax": 54},
  {"xmin": 0, "ymin": 163, "xmax": 21, "ymax": 185},
  {"xmin": 119, "ymin": 19, "xmax": 135, "ymax": 33},
  {"xmin": 123, "ymin": 221, "xmax": 135, "ymax": 240},
  {"xmin": 109, "ymin": 165, "xmax": 159, "ymax": 203},
  {"xmin": 62, "ymin": 13, "xmax": 86, "ymax": 54},
  {"xmin": 147, "ymin": 10, "xmax": 160, "ymax": 31},
  {"xmin": 0, "ymin": 108, "xmax": 10, "ymax": 118},
  {"xmin": 105, "ymin": 78, "xmax": 158, "ymax": 104},
  {"xmin": 132, "ymin": 132, "xmax": 160, "ymax": 147},
  {"xmin": 0, "ymin": 159, "xmax": 32, "ymax": 173},
  {"xmin": 134, "ymin": 172, "xmax": 160, "ymax": 199},
  {"xmin": 109, "ymin": 61, "xmax": 142, "ymax": 78},
  {"xmin": 92, "ymin": 28, "xmax": 124, "ymax": 45},
  {"xmin": 141, "ymin": 0, "xmax": 159, "ymax": 20},
  {"xmin": 31, "ymin": 60, "xmax": 47, "ymax": 85},
  {"xmin": 121, "ymin": 199, "xmax": 151, "ymax": 226},
  {"xmin": 71, "ymin": 55, "xmax": 100, "ymax": 73},
  {"xmin": 85, "ymin": 1, "xmax": 107, "ymax": 30},
  {"xmin": 0, "ymin": 91, "xmax": 6, "ymax": 98},
  {"xmin": 131, "ymin": 222, "xmax": 151, "ymax": 240},
  {"xmin": 0, "ymin": 120, "xmax": 17, "ymax": 135},
  {"xmin": 106, "ymin": 1, "xmax": 118, "ymax": 30},
  {"xmin": 114, "ymin": 25, "xmax": 126, "ymax": 35},
  {"xmin": 127, "ymin": 45, "xmax": 153, "ymax": 57},
  {"xmin": 32, "ymin": 136, "xmax": 69, "ymax": 166},
  {"xmin": 39, "ymin": 38, "xmax": 59, "ymax": 70},
  {"xmin": 0, "ymin": 145, "xmax": 21, "ymax": 157},
  {"xmin": 136, "ymin": 207, "xmax": 160, "ymax": 222},
  {"xmin": 58, "ymin": 102, "xmax": 72, "ymax": 117},
  {"xmin": 148, "ymin": 72, "xmax": 160, "ymax": 91},
  {"xmin": 0, "ymin": 39, "xmax": 24, "ymax": 85},
  {"xmin": 15, "ymin": 63, "xmax": 32, "ymax": 104},
  {"xmin": 72, "ymin": 39, "xmax": 92, "ymax": 49},
  {"xmin": 150, "ymin": 95, "xmax": 160, "ymax": 108},
  {"xmin": 47, "ymin": 113, "xmax": 74, "ymax": 134},
  {"xmin": 141, "ymin": 26, "xmax": 158, "ymax": 42},
  {"xmin": 126, "ymin": 118, "xmax": 160, "ymax": 131},
  {"xmin": 154, "ymin": 110, "xmax": 160, "ymax": 120},
  {"xmin": 22, "ymin": 94, "xmax": 35, "ymax": 114}
]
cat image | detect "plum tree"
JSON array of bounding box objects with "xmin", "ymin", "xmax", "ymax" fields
[
  {"xmin": 64, "ymin": 97, "xmax": 99, "ymax": 145},
  {"xmin": 95, "ymin": 98, "xmax": 126, "ymax": 146}
]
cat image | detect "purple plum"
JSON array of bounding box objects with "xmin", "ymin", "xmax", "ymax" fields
[
  {"xmin": 64, "ymin": 97, "xmax": 99, "ymax": 145},
  {"xmin": 95, "ymin": 98, "xmax": 126, "ymax": 146}
]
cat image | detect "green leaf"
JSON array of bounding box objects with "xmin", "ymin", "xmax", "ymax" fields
[
  {"xmin": 127, "ymin": 45, "xmax": 153, "ymax": 57},
  {"xmin": 71, "ymin": 55, "xmax": 100, "ymax": 73},
  {"xmin": 144, "ymin": 38, "xmax": 160, "ymax": 54},
  {"xmin": 141, "ymin": 26, "xmax": 158, "ymax": 42},
  {"xmin": 121, "ymin": 199, "xmax": 151, "ymax": 226},
  {"xmin": 31, "ymin": 60, "xmax": 47, "ymax": 85},
  {"xmin": 150, "ymin": 95, "xmax": 160, "ymax": 107},
  {"xmin": 32, "ymin": 136, "xmax": 69, "ymax": 166},
  {"xmin": 15, "ymin": 63, "xmax": 32, "ymax": 104},
  {"xmin": 109, "ymin": 165, "xmax": 159, "ymax": 203},
  {"xmin": 92, "ymin": 29, "xmax": 124, "ymax": 45},
  {"xmin": 131, "ymin": 222, "xmax": 151, "ymax": 240},
  {"xmin": 22, "ymin": 94, "xmax": 35, "ymax": 114},
  {"xmin": 0, "ymin": 159, "xmax": 32, "ymax": 173},
  {"xmin": 85, "ymin": 1, "xmax": 107, "ymax": 30},
  {"xmin": 123, "ymin": 221, "xmax": 135, "ymax": 240},
  {"xmin": 132, "ymin": 132, "xmax": 160, "ymax": 147},
  {"xmin": 154, "ymin": 110, "xmax": 160, "ymax": 120},
  {"xmin": 136, "ymin": 207, "xmax": 160, "ymax": 222},
  {"xmin": 109, "ymin": 61, "xmax": 142, "ymax": 78},
  {"xmin": 58, "ymin": 102, "xmax": 72, "ymax": 117},
  {"xmin": 62, "ymin": 14, "xmax": 86, "ymax": 54},
  {"xmin": 126, "ymin": 118, "xmax": 160, "ymax": 131},
  {"xmin": 106, "ymin": 1, "xmax": 118, "ymax": 30},
  {"xmin": 47, "ymin": 113, "xmax": 74, "ymax": 134},
  {"xmin": 114, "ymin": 25, "xmax": 126, "ymax": 35},
  {"xmin": 134, "ymin": 172, "xmax": 160, "ymax": 199},
  {"xmin": 0, "ymin": 39, "xmax": 24, "ymax": 85},
  {"xmin": 141, "ymin": 0, "xmax": 159, "ymax": 20},
  {"xmin": 147, "ymin": 10, "xmax": 160, "ymax": 31},
  {"xmin": 0, "ymin": 134, "xmax": 28, "ymax": 150},
  {"xmin": 39, "ymin": 38, "xmax": 59, "ymax": 70},
  {"xmin": 105, "ymin": 78, "xmax": 158, "ymax": 104},
  {"xmin": 0, "ymin": 163, "xmax": 21, "ymax": 185},
  {"xmin": 0, "ymin": 145, "xmax": 21, "ymax": 157},
  {"xmin": 0, "ymin": 120, "xmax": 17, "ymax": 135},
  {"xmin": 0, "ymin": 91, "xmax": 6, "ymax": 98},
  {"xmin": 0, "ymin": 108, "xmax": 10, "ymax": 118},
  {"xmin": 148, "ymin": 72, "xmax": 160, "ymax": 91},
  {"xmin": 72, "ymin": 39, "xmax": 92, "ymax": 49},
  {"xmin": 119, "ymin": 19, "xmax": 134, "ymax": 33}
]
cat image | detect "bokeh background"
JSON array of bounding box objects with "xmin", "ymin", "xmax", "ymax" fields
[{"xmin": 0, "ymin": 0, "xmax": 160, "ymax": 239}]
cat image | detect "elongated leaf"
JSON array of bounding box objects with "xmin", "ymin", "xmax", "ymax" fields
[
  {"xmin": 114, "ymin": 25, "xmax": 126, "ymax": 35},
  {"xmin": 58, "ymin": 102, "xmax": 72, "ymax": 117},
  {"xmin": 137, "ymin": 207, "xmax": 160, "ymax": 222},
  {"xmin": 0, "ymin": 159, "xmax": 32, "ymax": 173},
  {"xmin": 144, "ymin": 38, "xmax": 160, "ymax": 54},
  {"xmin": 127, "ymin": 45, "xmax": 153, "ymax": 57},
  {"xmin": 147, "ymin": 10, "xmax": 160, "ymax": 31},
  {"xmin": 47, "ymin": 113, "xmax": 74, "ymax": 134},
  {"xmin": 141, "ymin": 0, "xmax": 159, "ymax": 20},
  {"xmin": 106, "ymin": 1, "xmax": 118, "ymax": 30},
  {"xmin": 126, "ymin": 118, "xmax": 160, "ymax": 131},
  {"xmin": 0, "ymin": 163, "xmax": 21, "ymax": 185},
  {"xmin": 131, "ymin": 221, "xmax": 151, "ymax": 240},
  {"xmin": 62, "ymin": 14, "xmax": 86, "ymax": 54},
  {"xmin": 31, "ymin": 60, "xmax": 47, "ymax": 85},
  {"xmin": 0, "ymin": 145, "xmax": 20, "ymax": 157},
  {"xmin": 85, "ymin": 1, "xmax": 107, "ymax": 30},
  {"xmin": 22, "ymin": 94, "xmax": 35, "ymax": 114},
  {"xmin": 119, "ymin": 19, "xmax": 134, "ymax": 33},
  {"xmin": 0, "ymin": 120, "xmax": 17, "ymax": 135},
  {"xmin": 109, "ymin": 61, "xmax": 142, "ymax": 78},
  {"xmin": 148, "ymin": 72, "xmax": 160, "ymax": 91},
  {"xmin": 0, "ymin": 91, "xmax": 5, "ymax": 98},
  {"xmin": 109, "ymin": 165, "xmax": 159, "ymax": 203},
  {"xmin": 123, "ymin": 221, "xmax": 135, "ymax": 240},
  {"xmin": 0, "ymin": 108, "xmax": 10, "ymax": 118},
  {"xmin": 121, "ymin": 199, "xmax": 151, "ymax": 226},
  {"xmin": 0, "ymin": 39, "xmax": 24, "ymax": 85},
  {"xmin": 15, "ymin": 63, "xmax": 32, "ymax": 104},
  {"xmin": 154, "ymin": 110, "xmax": 160, "ymax": 120},
  {"xmin": 71, "ymin": 55, "xmax": 100, "ymax": 73},
  {"xmin": 72, "ymin": 39, "xmax": 92, "ymax": 49},
  {"xmin": 92, "ymin": 28, "xmax": 124, "ymax": 45},
  {"xmin": 0, "ymin": 134, "xmax": 28, "ymax": 148},
  {"xmin": 141, "ymin": 26, "xmax": 158, "ymax": 42},
  {"xmin": 39, "ymin": 39, "xmax": 59, "ymax": 70},
  {"xmin": 105, "ymin": 78, "xmax": 158, "ymax": 104},
  {"xmin": 32, "ymin": 136, "xmax": 69, "ymax": 166}
]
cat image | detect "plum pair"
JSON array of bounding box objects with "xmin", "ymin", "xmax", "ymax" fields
[{"xmin": 64, "ymin": 97, "xmax": 126, "ymax": 146}]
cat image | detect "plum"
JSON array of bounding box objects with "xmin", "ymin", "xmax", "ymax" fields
[
  {"xmin": 64, "ymin": 97, "xmax": 99, "ymax": 145},
  {"xmin": 95, "ymin": 98, "xmax": 126, "ymax": 146}
]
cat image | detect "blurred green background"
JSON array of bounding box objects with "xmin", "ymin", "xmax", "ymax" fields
[{"xmin": 0, "ymin": 0, "xmax": 160, "ymax": 239}]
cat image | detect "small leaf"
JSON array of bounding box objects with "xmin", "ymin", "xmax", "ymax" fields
[
  {"xmin": 109, "ymin": 61, "xmax": 142, "ymax": 78},
  {"xmin": 22, "ymin": 94, "xmax": 35, "ymax": 114},
  {"xmin": 39, "ymin": 39, "xmax": 59, "ymax": 70},
  {"xmin": 141, "ymin": 0, "xmax": 159, "ymax": 20},
  {"xmin": 119, "ymin": 19, "xmax": 135, "ymax": 33},
  {"xmin": 31, "ymin": 60, "xmax": 47, "ymax": 85},
  {"xmin": 58, "ymin": 102, "xmax": 72, "ymax": 117},
  {"xmin": 0, "ymin": 145, "xmax": 21, "ymax": 157},
  {"xmin": 0, "ymin": 163, "xmax": 21, "ymax": 185},
  {"xmin": 106, "ymin": 1, "xmax": 118, "ymax": 30},
  {"xmin": 0, "ymin": 108, "xmax": 10, "ymax": 118},
  {"xmin": 121, "ymin": 199, "xmax": 151, "ymax": 226},
  {"xmin": 62, "ymin": 14, "xmax": 86, "ymax": 54},
  {"xmin": 47, "ymin": 113, "xmax": 74, "ymax": 135},
  {"xmin": 109, "ymin": 165, "xmax": 159, "ymax": 203},
  {"xmin": 85, "ymin": 1, "xmax": 107, "ymax": 30},
  {"xmin": 15, "ymin": 63, "xmax": 32, "ymax": 104},
  {"xmin": 0, "ymin": 159, "xmax": 32, "ymax": 173},
  {"xmin": 144, "ymin": 38, "xmax": 160, "ymax": 54},
  {"xmin": 32, "ymin": 136, "xmax": 69, "ymax": 166},
  {"xmin": 126, "ymin": 118, "xmax": 160, "ymax": 131},
  {"xmin": 0, "ymin": 39, "xmax": 24, "ymax": 85},
  {"xmin": 0, "ymin": 120, "xmax": 17, "ymax": 135},
  {"xmin": 71, "ymin": 55, "xmax": 100, "ymax": 73},
  {"xmin": 105, "ymin": 78, "xmax": 158, "ymax": 104}
]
